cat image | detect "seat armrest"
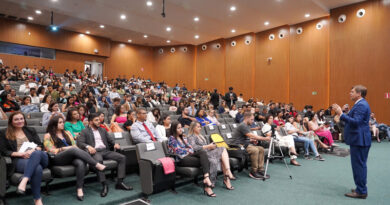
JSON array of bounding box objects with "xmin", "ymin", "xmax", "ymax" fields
[
  {"xmin": 118, "ymin": 145, "xmax": 136, "ymax": 151},
  {"xmin": 3, "ymin": 157, "xmax": 12, "ymax": 165}
]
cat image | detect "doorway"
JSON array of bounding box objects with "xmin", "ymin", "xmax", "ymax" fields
[{"xmin": 85, "ymin": 61, "xmax": 103, "ymax": 78}]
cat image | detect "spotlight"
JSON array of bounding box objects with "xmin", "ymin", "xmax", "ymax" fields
[{"xmin": 50, "ymin": 25, "xmax": 58, "ymax": 31}]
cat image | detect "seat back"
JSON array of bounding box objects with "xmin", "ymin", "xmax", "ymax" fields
[
  {"xmin": 218, "ymin": 124, "xmax": 232, "ymax": 134},
  {"xmin": 136, "ymin": 141, "xmax": 166, "ymax": 162},
  {"xmin": 205, "ymin": 124, "xmax": 219, "ymax": 135},
  {"xmin": 26, "ymin": 119, "xmax": 41, "ymax": 126}
]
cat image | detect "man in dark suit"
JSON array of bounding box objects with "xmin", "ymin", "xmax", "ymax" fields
[
  {"xmin": 77, "ymin": 113, "xmax": 132, "ymax": 197},
  {"xmin": 224, "ymin": 87, "xmax": 237, "ymax": 108},
  {"xmin": 210, "ymin": 89, "xmax": 220, "ymax": 109},
  {"xmin": 332, "ymin": 85, "xmax": 371, "ymax": 199}
]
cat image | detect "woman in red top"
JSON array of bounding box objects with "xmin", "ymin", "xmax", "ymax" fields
[{"xmin": 98, "ymin": 112, "xmax": 112, "ymax": 132}]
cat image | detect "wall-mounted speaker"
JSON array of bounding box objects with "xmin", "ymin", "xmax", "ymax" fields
[
  {"xmin": 338, "ymin": 14, "xmax": 346, "ymax": 23},
  {"xmin": 278, "ymin": 32, "xmax": 285, "ymax": 39},
  {"xmin": 182, "ymin": 47, "xmax": 188, "ymax": 52},
  {"xmin": 215, "ymin": 43, "xmax": 221, "ymax": 49},
  {"xmin": 158, "ymin": 48, "xmax": 164, "ymax": 54},
  {"xmin": 296, "ymin": 27, "xmax": 303, "ymax": 35},
  {"xmin": 357, "ymin": 9, "xmax": 365, "ymax": 18},
  {"xmin": 201, "ymin": 45, "xmax": 207, "ymax": 50},
  {"xmin": 316, "ymin": 22, "xmax": 323, "ymax": 30},
  {"xmin": 269, "ymin": 34, "xmax": 275, "ymax": 40},
  {"xmin": 231, "ymin": 41, "xmax": 237, "ymax": 47},
  {"xmin": 170, "ymin": 47, "xmax": 175, "ymax": 53},
  {"xmin": 245, "ymin": 39, "xmax": 251, "ymax": 45}
]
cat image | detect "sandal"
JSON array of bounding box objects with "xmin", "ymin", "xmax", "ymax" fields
[{"xmin": 223, "ymin": 175, "xmax": 234, "ymax": 190}]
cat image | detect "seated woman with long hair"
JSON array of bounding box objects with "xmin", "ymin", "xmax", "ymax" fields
[
  {"xmin": 308, "ymin": 113, "xmax": 337, "ymax": 147},
  {"xmin": 62, "ymin": 96, "xmax": 76, "ymax": 112},
  {"xmin": 40, "ymin": 94, "xmax": 52, "ymax": 112},
  {"xmin": 78, "ymin": 105, "xmax": 89, "ymax": 125},
  {"xmin": 155, "ymin": 114, "xmax": 171, "ymax": 141},
  {"xmin": 43, "ymin": 115, "xmax": 106, "ymax": 201},
  {"xmin": 98, "ymin": 112, "xmax": 112, "ymax": 132},
  {"xmin": 298, "ymin": 115, "xmax": 331, "ymax": 150},
  {"xmin": 0, "ymin": 112, "xmax": 48, "ymax": 205},
  {"xmin": 262, "ymin": 115, "xmax": 301, "ymax": 166},
  {"xmin": 187, "ymin": 122, "xmax": 235, "ymax": 190},
  {"xmin": 64, "ymin": 108, "xmax": 85, "ymax": 139},
  {"xmin": 20, "ymin": 96, "xmax": 39, "ymax": 114},
  {"xmin": 195, "ymin": 107, "xmax": 215, "ymax": 126},
  {"xmin": 168, "ymin": 121, "xmax": 215, "ymax": 197},
  {"xmin": 0, "ymin": 92, "xmax": 20, "ymax": 112},
  {"xmin": 42, "ymin": 102, "xmax": 65, "ymax": 126},
  {"xmin": 146, "ymin": 108, "xmax": 161, "ymax": 123},
  {"xmin": 123, "ymin": 110, "xmax": 136, "ymax": 132}
]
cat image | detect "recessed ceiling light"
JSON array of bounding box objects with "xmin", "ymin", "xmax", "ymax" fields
[
  {"xmin": 194, "ymin": 17, "xmax": 199, "ymax": 22},
  {"xmin": 79, "ymin": 34, "xmax": 84, "ymax": 37},
  {"xmin": 194, "ymin": 35, "xmax": 199, "ymax": 39},
  {"xmin": 86, "ymin": 31, "xmax": 90, "ymax": 34},
  {"xmin": 120, "ymin": 14, "xmax": 126, "ymax": 20},
  {"xmin": 51, "ymin": 0, "xmax": 58, "ymax": 2},
  {"xmin": 146, "ymin": 1, "xmax": 153, "ymax": 6},
  {"xmin": 166, "ymin": 27, "xmax": 171, "ymax": 32},
  {"xmin": 166, "ymin": 40, "xmax": 171, "ymax": 43},
  {"xmin": 27, "ymin": 16, "xmax": 34, "ymax": 21},
  {"xmin": 305, "ymin": 13, "xmax": 310, "ymax": 18},
  {"xmin": 264, "ymin": 21, "xmax": 269, "ymax": 26},
  {"xmin": 100, "ymin": 25, "xmax": 105, "ymax": 28},
  {"xmin": 230, "ymin": 6, "xmax": 236, "ymax": 11},
  {"xmin": 128, "ymin": 39, "xmax": 132, "ymax": 43},
  {"xmin": 35, "ymin": 10, "xmax": 42, "ymax": 15},
  {"xmin": 143, "ymin": 35, "xmax": 148, "ymax": 38},
  {"xmin": 231, "ymin": 29, "xmax": 236, "ymax": 33}
]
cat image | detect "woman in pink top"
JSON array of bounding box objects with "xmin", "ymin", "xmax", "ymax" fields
[
  {"xmin": 308, "ymin": 113, "xmax": 337, "ymax": 147},
  {"xmin": 111, "ymin": 105, "xmax": 128, "ymax": 124}
]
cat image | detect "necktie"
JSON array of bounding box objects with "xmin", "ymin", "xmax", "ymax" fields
[{"xmin": 142, "ymin": 123, "xmax": 156, "ymax": 141}]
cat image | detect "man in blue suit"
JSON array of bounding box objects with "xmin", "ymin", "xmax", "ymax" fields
[{"xmin": 332, "ymin": 85, "xmax": 371, "ymax": 199}]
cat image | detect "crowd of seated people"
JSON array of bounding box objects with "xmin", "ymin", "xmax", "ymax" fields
[{"xmin": 0, "ymin": 61, "xmax": 389, "ymax": 204}]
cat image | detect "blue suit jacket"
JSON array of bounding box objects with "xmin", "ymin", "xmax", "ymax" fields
[{"xmin": 340, "ymin": 98, "xmax": 371, "ymax": 147}]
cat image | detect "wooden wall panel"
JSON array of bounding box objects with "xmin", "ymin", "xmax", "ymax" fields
[
  {"xmin": 289, "ymin": 17, "xmax": 329, "ymax": 111},
  {"xmin": 255, "ymin": 26, "xmax": 290, "ymax": 103},
  {"xmin": 105, "ymin": 42, "xmax": 154, "ymax": 79},
  {"xmin": 0, "ymin": 51, "xmax": 106, "ymax": 74},
  {"xmin": 153, "ymin": 46, "xmax": 195, "ymax": 90},
  {"xmin": 225, "ymin": 34, "xmax": 255, "ymax": 100},
  {"xmin": 0, "ymin": 18, "xmax": 111, "ymax": 57},
  {"xmin": 196, "ymin": 39, "xmax": 226, "ymax": 93},
  {"xmin": 330, "ymin": 0, "xmax": 390, "ymax": 124}
]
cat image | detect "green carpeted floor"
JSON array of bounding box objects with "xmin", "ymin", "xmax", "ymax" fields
[{"xmin": 6, "ymin": 141, "xmax": 390, "ymax": 205}]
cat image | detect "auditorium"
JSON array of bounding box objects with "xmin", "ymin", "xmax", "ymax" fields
[{"xmin": 0, "ymin": 0, "xmax": 389, "ymax": 205}]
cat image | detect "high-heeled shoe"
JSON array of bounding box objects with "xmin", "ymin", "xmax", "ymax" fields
[
  {"xmin": 203, "ymin": 184, "xmax": 216, "ymax": 197},
  {"xmin": 223, "ymin": 175, "xmax": 234, "ymax": 190},
  {"xmin": 203, "ymin": 176, "xmax": 213, "ymax": 188},
  {"xmin": 223, "ymin": 168, "xmax": 236, "ymax": 180},
  {"xmin": 15, "ymin": 188, "xmax": 25, "ymax": 195}
]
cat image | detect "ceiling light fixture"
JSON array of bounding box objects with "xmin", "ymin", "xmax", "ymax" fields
[
  {"xmin": 86, "ymin": 31, "xmax": 90, "ymax": 34},
  {"xmin": 264, "ymin": 21, "xmax": 269, "ymax": 26},
  {"xmin": 35, "ymin": 10, "xmax": 42, "ymax": 15},
  {"xmin": 166, "ymin": 27, "xmax": 171, "ymax": 32},
  {"xmin": 194, "ymin": 17, "xmax": 199, "ymax": 22},
  {"xmin": 146, "ymin": 1, "xmax": 153, "ymax": 6},
  {"xmin": 166, "ymin": 40, "xmax": 171, "ymax": 43},
  {"xmin": 144, "ymin": 35, "xmax": 148, "ymax": 38},
  {"xmin": 231, "ymin": 29, "xmax": 236, "ymax": 33},
  {"xmin": 230, "ymin": 6, "xmax": 236, "ymax": 11},
  {"xmin": 120, "ymin": 14, "xmax": 126, "ymax": 20},
  {"xmin": 194, "ymin": 35, "xmax": 199, "ymax": 39},
  {"xmin": 27, "ymin": 16, "xmax": 34, "ymax": 21},
  {"xmin": 100, "ymin": 25, "xmax": 105, "ymax": 28},
  {"xmin": 79, "ymin": 34, "xmax": 85, "ymax": 37},
  {"xmin": 49, "ymin": 11, "xmax": 58, "ymax": 32},
  {"xmin": 128, "ymin": 39, "xmax": 132, "ymax": 43},
  {"xmin": 305, "ymin": 13, "xmax": 310, "ymax": 18}
]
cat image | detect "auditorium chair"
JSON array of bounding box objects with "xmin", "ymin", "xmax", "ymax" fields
[
  {"xmin": 218, "ymin": 124, "xmax": 232, "ymax": 134},
  {"xmin": 110, "ymin": 132, "xmax": 138, "ymax": 172},
  {"xmin": 136, "ymin": 142, "xmax": 176, "ymax": 198},
  {"xmin": 204, "ymin": 124, "xmax": 219, "ymax": 135}
]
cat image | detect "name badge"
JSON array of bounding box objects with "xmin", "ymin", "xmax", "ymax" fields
[
  {"xmin": 146, "ymin": 143, "xmax": 156, "ymax": 151},
  {"xmin": 114, "ymin": 132, "xmax": 123, "ymax": 139},
  {"xmin": 209, "ymin": 125, "xmax": 215, "ymax": 130},
  {"xmin": 233, "ymin": 124, "xmax": 237, "ymax": 128},
  {"xmin": 226, "ymin": 133, "xmax": 232, "ymax": 139},
  {"xmin": 221, "ymin": 124, "xmax": 226, "ymax": 129}
]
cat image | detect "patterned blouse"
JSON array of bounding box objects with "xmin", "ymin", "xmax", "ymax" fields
[
  {"xmin": 168, "ymin": 135, "xmax": 194, "ymax": 159},
  {"xmin": 43, "ymin": 131, "xmax": 76, "ymax": 155}
]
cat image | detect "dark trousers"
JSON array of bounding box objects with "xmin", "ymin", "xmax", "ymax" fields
[
  {"xmin": 350, "ymin": 145, "xmax": 370, "ymax": 195},
  {"xmin": 178, "ymin": 150, "xmax": 210, "ymax": 174},
  {"xmin": 15, "ymin": 150, "xmax": 48, "ymax": 200},
  {"xmin": 52, "ymin": 147, "xmax": 98, "ymax": 188},
  {"xmin": 92, "ymin": 149, "xmax": 126, "ymax": 183},
  {"xmin": 0, "ymin": 156, "xmax": 6, "ymax": 198}
]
